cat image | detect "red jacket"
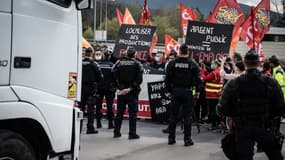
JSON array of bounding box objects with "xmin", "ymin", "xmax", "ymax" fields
[{"xmin": 200, "ymin": 68, "xmax": 223, "ymax": 99}]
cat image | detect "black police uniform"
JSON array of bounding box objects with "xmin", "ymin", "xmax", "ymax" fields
[
  {"xmin": 165, "ymin": 57, "xmax": 201, "ymax": 146},
  {"xmin": 218, "ymin": 51, "xmax": 285, "ymax": 160},
  {"xmin": 112, "ymin": 48, "xmax": 143, "ymax": 139},
  {"xmin": 80, "ymin": 58, "xmax": 103, "ymax": 133},
  {"xmin": 95, "ymin": 59, "xmax": 116, "ymax": 129}
]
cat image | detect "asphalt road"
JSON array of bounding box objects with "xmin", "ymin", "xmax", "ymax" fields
[{"xmin": 79, "ymin": 119, "xmax": 285, "ymax": 160}]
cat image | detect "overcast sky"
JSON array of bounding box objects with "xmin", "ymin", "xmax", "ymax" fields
[{"xmin": 237, "ymin": 0, "xmax": 283, "ymax": 13}]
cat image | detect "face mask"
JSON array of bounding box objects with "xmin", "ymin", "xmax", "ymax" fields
[
  {"xmin": 95, "ymin": 55, "xmax": 102, "ymax": 61},
  {"xmin": 257, "ymin": 67, "xmax": 263, "ymax": 72},
  {"xmin": 155, "ymin": 56, "xmax": 161, "ymax": 62}
]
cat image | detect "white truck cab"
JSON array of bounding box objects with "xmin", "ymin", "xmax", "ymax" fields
[{"xmin": 0, "ymin": 0, "xmax": 90, "ymax": 159}]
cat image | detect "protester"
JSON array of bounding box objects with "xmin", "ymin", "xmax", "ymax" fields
[
  {"xmin": 200, "ymin": 59, "xmax": 223, "ymax": 130},
  {"xmin": 220, "ymin": 56, "xmax": 245, "ymax": 82},
  {"xmin": 262, "ymin": 59, "xmax": 271, "ymax": 76},
  {"xmin": 165, "ymin": 50, "xmax": 177, "ymax": 70},
  {"xmin": 269, "ymin": 55, "xmax": 285, "ymax": 100},
  {"xmin": 232, "ymin": 52, "xmax": 243, "ymax": 64},
  {"xmin": 150, "ymin": 51, "xmax": 166, "ymax": 72}
]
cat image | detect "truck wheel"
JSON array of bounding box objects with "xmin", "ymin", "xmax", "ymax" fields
[{"xmin": 0, "ymin": 130, "xmax": 36, "ymax": 160}]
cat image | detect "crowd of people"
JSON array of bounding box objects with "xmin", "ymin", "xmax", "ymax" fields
[{"xmin": 80, "ymin": 43, "xmax": 285, "ymax": 159}]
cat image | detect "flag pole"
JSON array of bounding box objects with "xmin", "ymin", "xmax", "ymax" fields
[{"xmin": 251, "ymin": 7, "xmax": 255, "ymax": 49}]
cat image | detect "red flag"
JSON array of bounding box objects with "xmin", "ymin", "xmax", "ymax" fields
[
  {"xmin": 116, "ymin": 8, "xmax": 124, "ymax": 26},
  {"xmin": 138, "ymin": 0, "xmax": 157, "ymax": 54},
  {"xmin": 180, "ymin": 3, "xmax": 198, "ymax": 36},
  {"xmin": 140, "ymin": 0, "xmax": 152, "ymax": 25},
  {"xmin": 150, "ymin": 34, "xmax": 158, "ymax": 54},
  {"xmin": 240, "ymin": 0, "xmax": 270, "ymax": 49},
  {"xmin": 206, "ymin": 0, "xmax": 245, "ymax": 54},
  {"xmin": 256, "ymin": 43, "xmax": 265, "ymax": 61},
  {"xmin": 123, "ymin": 8, "xmax": 136, "ymax": 25},
  {"xmin": 165, "ymin": 34, "xmax": 180, "ymax": 55}
]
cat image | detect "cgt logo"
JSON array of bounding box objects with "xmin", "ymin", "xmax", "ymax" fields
[{"xmin": 0, "ymin": 60, "xmax": 8, "ymax": 67}]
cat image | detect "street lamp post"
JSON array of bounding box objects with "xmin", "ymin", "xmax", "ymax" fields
[
  {"xmin": 105, "ymin": 0, "xmax": 115, "ymax": 41},
  {"xmin": 105, "ymin": 0, "xmax": 108, "ymax": 40},
  {"xmin": 93, "ymin": 0, "xmax": 96, "ymax": 43}
]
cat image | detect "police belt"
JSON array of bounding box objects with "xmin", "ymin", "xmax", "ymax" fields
[
  {"xmin": 118, "ymin": 83, "xmax": 132, "ymax": 90},
  {"xmin": 233, "ymin": 115, "xmax": 267, "ymax": 126},
  {"xmin": 173, "ymin": 86, "xmax": 192, "ymax": 91}
]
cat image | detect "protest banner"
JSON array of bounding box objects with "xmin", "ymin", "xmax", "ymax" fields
[
  {"xmin": 113, "ymin": 24, "xmax": 156, "ymax": 58},
  {"xmin": 186, "ymin": 21, "xmax": 233, "ymax": 62},
  {"xmin": 147, "ymin": 81, "xmax": 171, "ymax": 122}
]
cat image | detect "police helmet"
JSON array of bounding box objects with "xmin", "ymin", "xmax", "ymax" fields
[
  {"xmin": 244, "ymin": 49, "xmax": 259, "ymax": 62},
  {"xmin": 127, "ymin": 46, "xmax": 136, "ymax": 58},
  {"xmin": 269, "ymin": 55, "xmax": 280, "ymax": 65}
]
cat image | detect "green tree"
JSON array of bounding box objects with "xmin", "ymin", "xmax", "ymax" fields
[
  {"xmin": 152, "ymin": 16, "xmax": 180, "ymax": 43},
  {"xmin": 83, "ymin": 27, "xmax": 94, "ymax": 39},
  {"xmin": 98, "ymin": 18, "xmax": 120, "ymax": 40},
  {"xmin": 127, "ymin": 2, "xmax": 142, "ymax": 23}
]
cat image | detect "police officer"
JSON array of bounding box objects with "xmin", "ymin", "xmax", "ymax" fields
[
  {"xmin": 94, "ymin": 48, "xmax": 116, "ymax": 129},
  {"xmin": 112, "ymin": 47, "xmax": 143, "ymax": 139},
  {"xmin": 165, "ymin": 44, "xmax": 201, "ymax": 146},
  {"xmin": 80, "ymin": 47, "xmax": 103, "ymax": 134},
  {"xmin": 217, "ymin": 50, "xmax": 285, "ymax": 160}
]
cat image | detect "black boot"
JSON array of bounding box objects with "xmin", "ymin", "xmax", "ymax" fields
[
  {"xmin": 86, "ymin": 128, "xmax": 98, "ymax": 134},
  {"xmin": 168, "ymin": 135, "xmax": 176, "ymax": 145},
  {"xmin": 97, "ymin": 119, "xmax": 102, "ymax": 128},
  {"xmin": 108, "ymin": 120, "xmax": 114, "ymax": 129},
  {"xmin": 113, "ymin": 131, "xmax": 122, "ymax": 138},
  {"xmin": 128, "ymin": 133, "xmax": 140, "ymax": 140},
  {"xmin": 184, "ymin": 137, "xmax": 194, "ymax": 146}
]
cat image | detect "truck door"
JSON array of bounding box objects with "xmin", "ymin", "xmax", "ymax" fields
[
  {"xmin": 10, "ymin": 0, "xmax": 79, "ymax": 98},
  {"xmin": 0, "ymin": 1, "xmax": 12, "ymax": 85}
]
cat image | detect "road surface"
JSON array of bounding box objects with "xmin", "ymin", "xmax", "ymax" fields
[{"xmin": 80, "ymin": 119, "xmax": 284, "ymax": 160}]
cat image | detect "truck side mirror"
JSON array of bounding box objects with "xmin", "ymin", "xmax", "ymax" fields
[{"xmin": 75, "ymin": 0, "xmax": 91, "ymax": 10}]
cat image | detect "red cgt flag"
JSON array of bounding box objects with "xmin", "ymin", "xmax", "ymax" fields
[
  {"xmin": 116, "ymin": 8, "xmax": 124, "ymax": 26},
  {"xmin": 150, "ymin": 34, "xmax": 158, "ymax": 54},
  {"xmin": 180, "ymin": 3, "xmax": 198, "ymax": 36},
  {"xmin": 139, "ymin": 0, "xmax": 157, "ymax": 54},
  {"xmin": 140, "ymin": 0, "xmax": 152, "ymax": 25},
  {"xmin": 240, "ymin": 0, "xmax": 270, "ymax": 49},
  {"xmin": 206, "ymin": 0, "xmax": 245, "ymax": 54},
  {"xmin": 165, "ymin": 34, "xmax": 180, "ymax": 55}
]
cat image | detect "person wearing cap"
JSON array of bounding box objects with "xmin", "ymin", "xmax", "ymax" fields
[
  {"xmin": 200, "ymin": 59, "xmax": 223, "ymax": 130},
  {"xmin": 217, "ymin": 49, "xmax": 285, "ymax": 160},
  {"xmin": 112, "ymin": 46, "xmax": 143, "ymax": 140},
  {"xmin": 80, "ymin": 47, "xmax": 104, "ymax": 134},
  {"xmin": 94, "ymin": 48, "xmax": 116, "ymax": 129},
  {"xmin": 165, "ymin": 44, "xmax": 201, "ymax": 146},
  {"xmin": 269, "ymin": 55, "xmax": 285, "ymax": 100}
]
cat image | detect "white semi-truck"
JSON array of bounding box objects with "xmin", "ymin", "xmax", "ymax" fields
[{"xmin": 0, "ymin": 0, "xmax": 90, "ymax": 159}]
